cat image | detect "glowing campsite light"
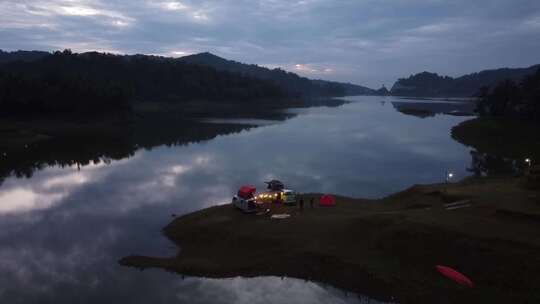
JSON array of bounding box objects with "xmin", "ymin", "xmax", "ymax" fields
[
  {"xmin": 445, "ymin": 171, "xmax": 454, "ymax": 183},
  {"xmin": 525, "ymin": 158, "xmax": 532, "ymax": 167}
]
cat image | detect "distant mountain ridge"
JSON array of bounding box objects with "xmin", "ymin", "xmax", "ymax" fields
[
  {"xmin": 178, "ymin": 52, "xmax": 376, "ymax": 96},
  {"xmin": 391, "ymin": 64, "xmax": 540, "ymax": 97},
  {"xmin": 7, "ymin": 49, "xmax": 536, "ymax": 99},
  {"xmin": 0, "ymin": 50, "xmax": 50, "ymax": 64},
  {"xmin": 0, "ymin": 50, "xmax": 376, "ymax": 97}
]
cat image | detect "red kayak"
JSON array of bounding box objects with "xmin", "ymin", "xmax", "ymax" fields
[{"xmin": 436, "ymin": 265, "xmax": 474, "ymax": 288}]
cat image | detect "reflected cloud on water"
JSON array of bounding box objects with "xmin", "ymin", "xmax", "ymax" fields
[
  {"xmin": 0, "ymin": 158, "xmax": 135, "ymax": 215},
  {"xmin": 173, "ymin": 276, "xmax": 393, "ymax": 304}
]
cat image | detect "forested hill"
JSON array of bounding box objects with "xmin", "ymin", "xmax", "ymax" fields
[
  {"xmin": 391, "ymin": 64, "xmax": 540, "ymax": 97},
  {"xmin": 0, "ymin": 50, "xmax": 50, "ymax": 64},
  {"xmin": 0, "ymin": 50, "xmax": 285, "ymax": 115},
  {"xmin": 178, "ymin": 52, "xmax": 376, "ymax": 96},
  {"xmin": 0, "ymin": 49, "xmax": 376, "ymax": 101}
]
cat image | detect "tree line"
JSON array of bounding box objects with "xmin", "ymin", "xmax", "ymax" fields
[
  {"xmin": 0, "ymin": 50, "xmax": 286, "ymax": 116},
  {"xmin": 476, "ymin": 68, "xmax": 540, "ymax": 122},
  {"xmin": 391, "ymin": 64, "xmax": 540, "ymax": 97}
]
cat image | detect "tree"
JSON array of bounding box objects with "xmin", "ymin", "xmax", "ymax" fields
[{"xmin": 474, "ymin": 68, "xmax": 540, "ymax": 123}]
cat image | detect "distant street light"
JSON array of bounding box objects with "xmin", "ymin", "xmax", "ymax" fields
[
  {"xmin": 446, "ymin": 171, "xmax": 454, "ymax": 183},
  {"xmin": 525, "ymin": 158, "xmax": 532, "ymax": 167}
]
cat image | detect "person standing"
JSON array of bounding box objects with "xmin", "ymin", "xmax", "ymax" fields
[
  {"xmin": 299, "ymin": 196, "xmax": 304, "ymax": 211},
  {"xmin": 310, "ymin": 197, "xmax": 314, "ymax": 208}
]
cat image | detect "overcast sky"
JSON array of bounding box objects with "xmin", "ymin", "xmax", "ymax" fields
[{"xmin": 1, "ymin": 0, "xmax": 540, "ymax": 88}]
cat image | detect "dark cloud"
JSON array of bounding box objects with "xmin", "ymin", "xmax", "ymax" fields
[{"xmin": 1, "ymin": 1, "xmax": 540, "ymax": 89}]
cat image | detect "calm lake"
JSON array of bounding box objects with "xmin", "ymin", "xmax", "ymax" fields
[{"xmin": 0, "ymin": 96, "xmax": 476, "ymax": 303}]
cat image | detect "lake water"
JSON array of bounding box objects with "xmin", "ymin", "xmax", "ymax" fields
[{"xmin": 0, "ymin": 96, "xmax": 475, "ymax": 303}]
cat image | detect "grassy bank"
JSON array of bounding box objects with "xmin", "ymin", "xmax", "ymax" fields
[{"xmin": 120, "ymin": 176, "xmax": 540, "ymax": 303}]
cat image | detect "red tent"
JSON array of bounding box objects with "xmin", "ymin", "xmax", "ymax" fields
[
  {"xmin": 238, "ymin": 185, "xmax": 256, "ymax": 199},
  {"xmin": 320, "ymin": 194, "xmax": 336, "ymax": 206}
]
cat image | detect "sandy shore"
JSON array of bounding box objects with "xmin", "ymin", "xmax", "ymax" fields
[{"xmin": 120, "ymin": 176, "xmax": 540, "ymax": 303}]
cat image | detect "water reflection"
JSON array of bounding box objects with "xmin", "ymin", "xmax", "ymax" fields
[
  {"xmin": 201, "ymin": 118, "xmax": 282, "ymax": 125},
  {"xmin": 0, "ymin": 96, "xmax": 476, "ymax": 303},
  {"xmin": 0, "ymin": 121, "xmax": 252, "ymax": 187},
  {"xmin": 0, "ymin": 161, "xmax": 120, "ymax": 214},
  {"xmin": 172, "ymin": 276, "xmax": 392, "ymax": 304},
  {"xmin": 391, "ymin": 100, "xmax": 475, "ymax": 118}
]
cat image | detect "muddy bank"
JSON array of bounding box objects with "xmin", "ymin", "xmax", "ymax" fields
[{"xmin": 120, "ymin": 177, "xmax": 540, "ymax": 303}]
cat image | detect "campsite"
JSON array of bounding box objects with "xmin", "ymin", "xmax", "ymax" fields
[
  {"xmin": 121, "ymin": 174, "xmax": 540, "ymax": 304},
  {"xmin": 231, "ymin": 180, "xmax": 334, "ymax": 213}
]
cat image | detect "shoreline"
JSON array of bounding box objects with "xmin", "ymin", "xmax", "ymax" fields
[
  {"xmin": 120, "ymin": 176, "xmax": 540, "ymax": 303},
  {"xmin": 0, "ymin": 97, "xmax": 347, "ymax": 152}
]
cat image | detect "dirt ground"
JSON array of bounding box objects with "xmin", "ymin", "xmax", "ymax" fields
[{"xmin": 120, "ymin": 176, "xmax": 540, "ymax": 303}]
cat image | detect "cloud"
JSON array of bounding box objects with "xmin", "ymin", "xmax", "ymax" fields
[
  {"xmin": 1, "ymin": 0, "xmax": 540, "ymax": 88},
  {"xmin": 155, "ymin": 1, "xmax": 189, "ymax": 11},
  {"xmin": 292, "ymin": 63, "xmax": 333, "ymax": 74}
]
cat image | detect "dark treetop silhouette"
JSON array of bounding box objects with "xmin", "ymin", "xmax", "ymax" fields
[{"xmin": 390, "ymin": 65, "xmax": 540, "ymax": 98}]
